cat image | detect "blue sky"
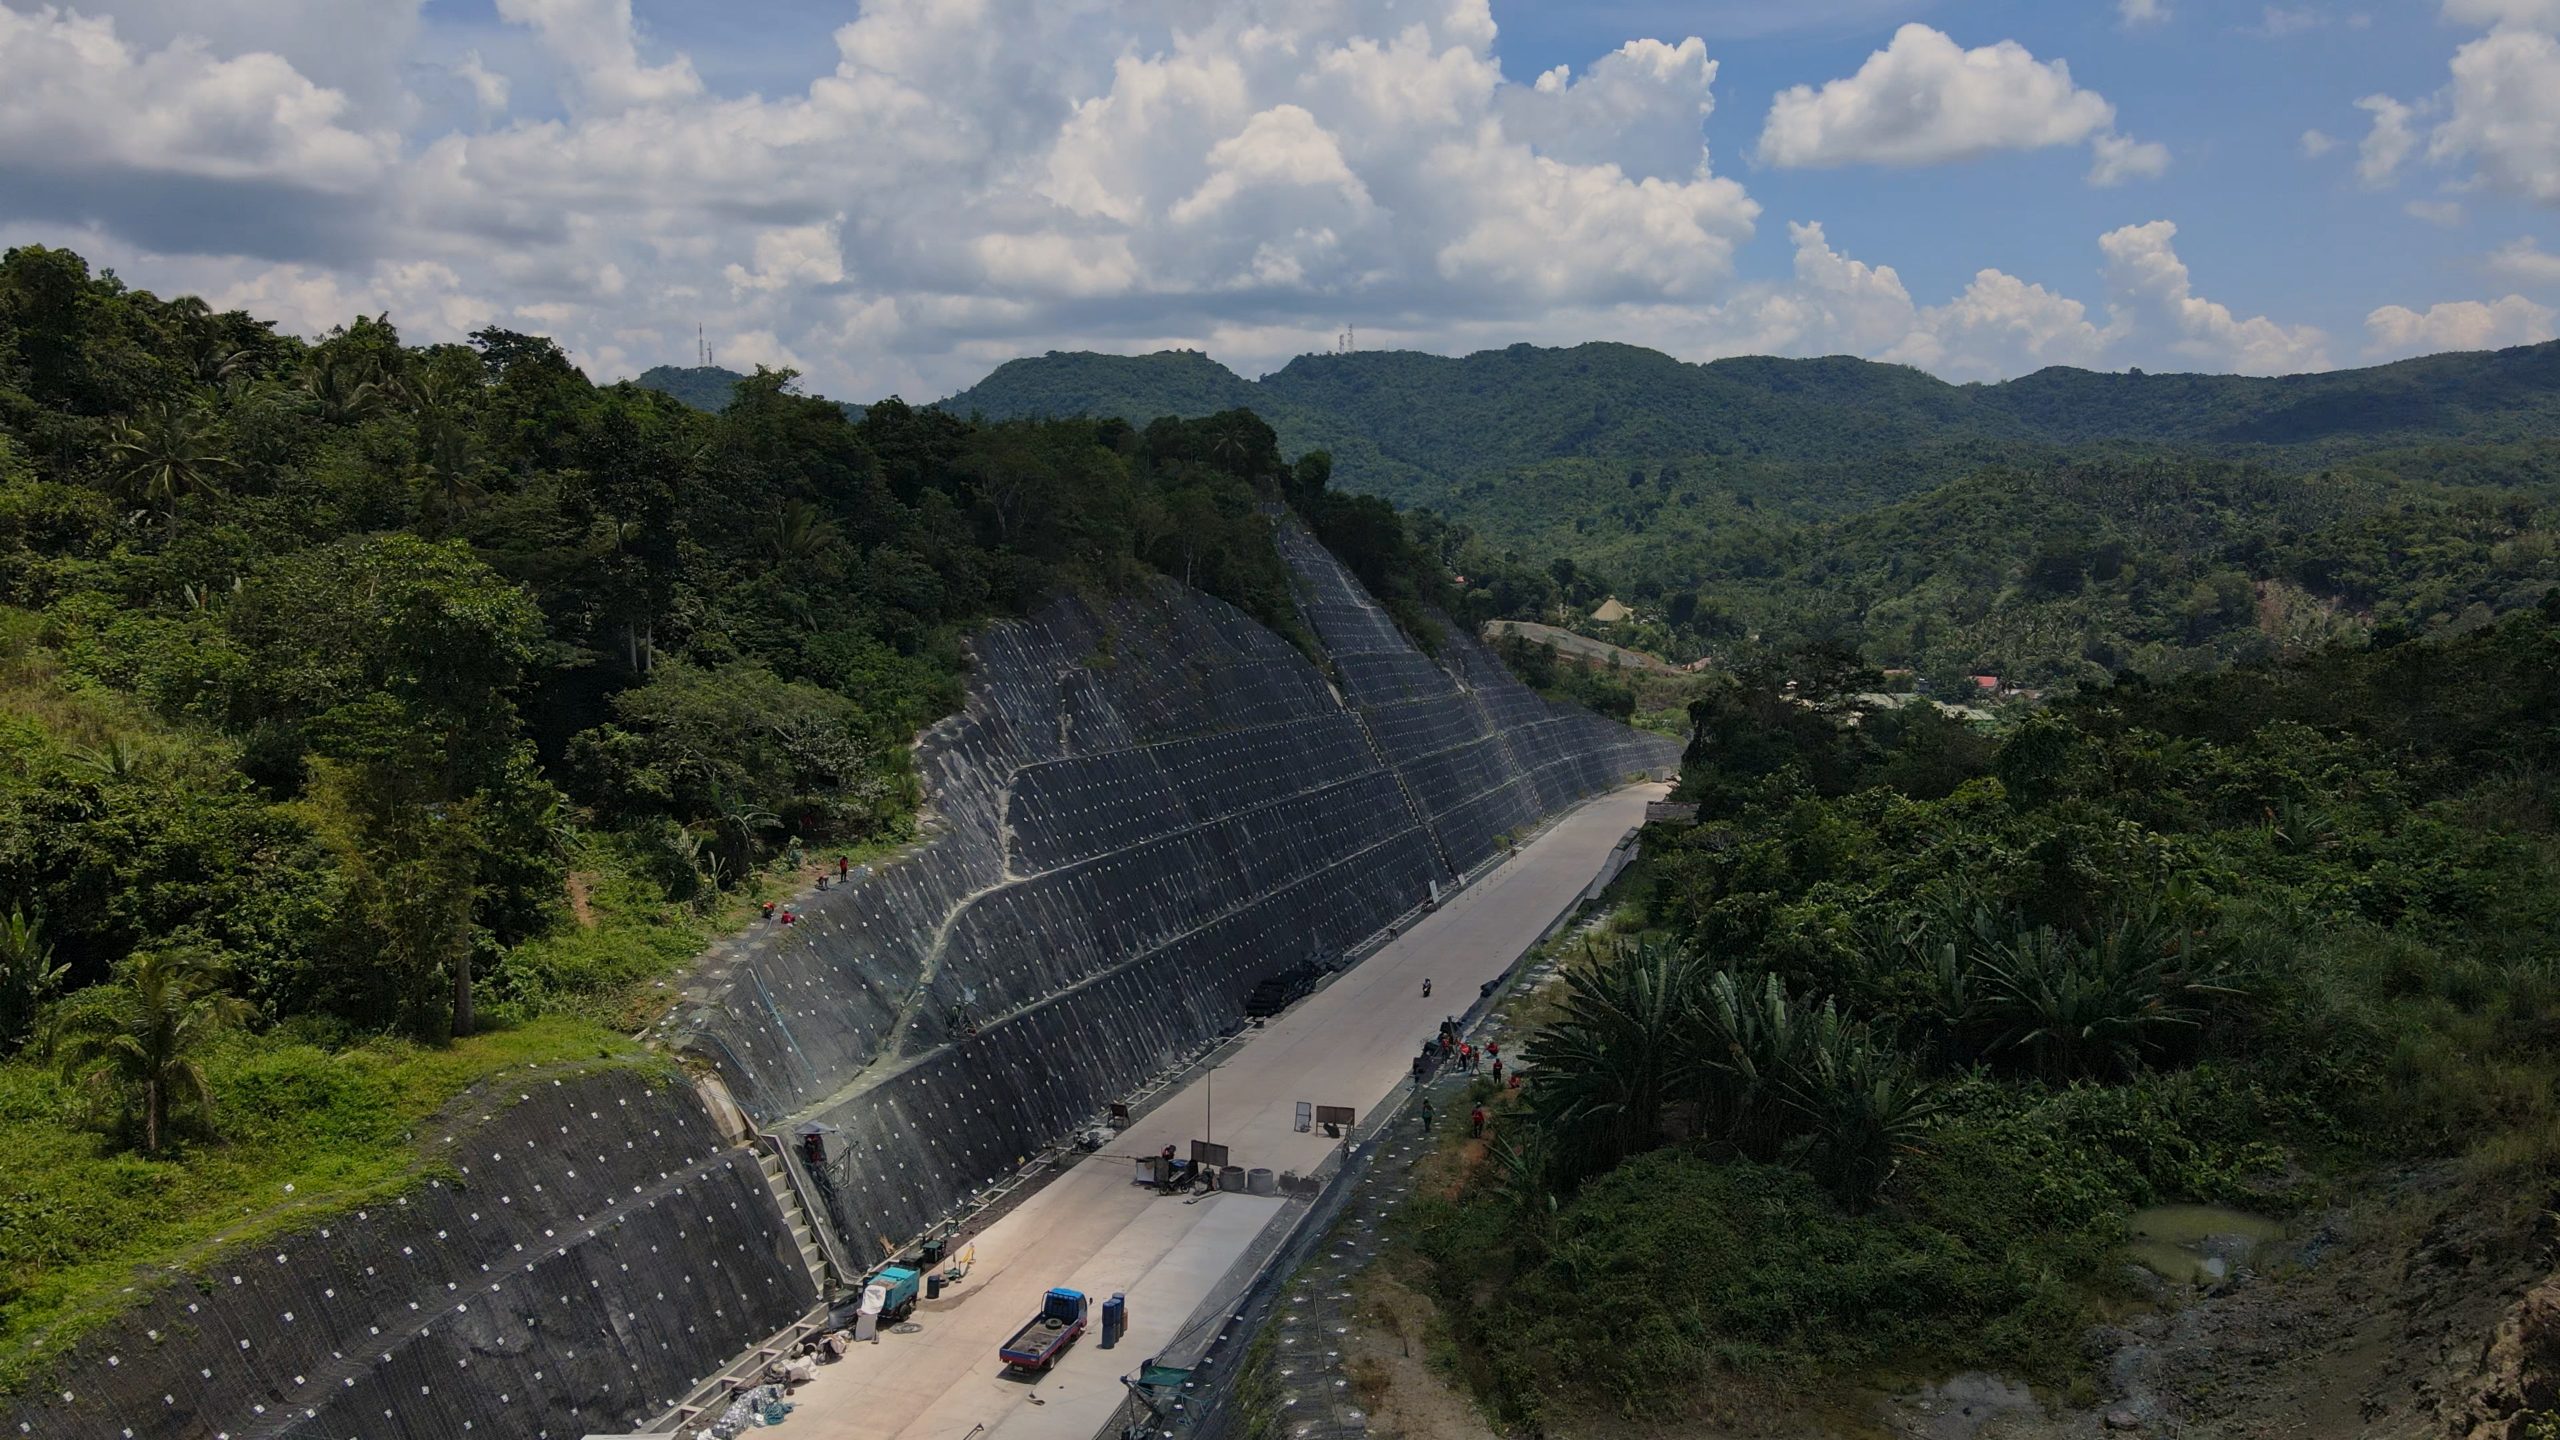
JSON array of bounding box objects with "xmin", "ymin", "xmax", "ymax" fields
[{"xmin": 2, "ymin": 0, "xmax": 2554, "ymax": 399}]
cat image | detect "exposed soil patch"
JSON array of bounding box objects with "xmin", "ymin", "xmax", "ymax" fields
[
  {"xmin": 1868, "ymin": 1167, "xmax": 2550, "ymax": 1440},
  {"xmin": 1348, "ymin": 1268, "xmax": 1502, "ymax": 1440},
  {"xmin": 1342, "ymin": 1166, "xmax": 2556, "ymax": 1440}
]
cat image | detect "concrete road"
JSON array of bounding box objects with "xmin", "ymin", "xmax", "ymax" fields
[{"xmin": 782, "ymin": 782, "xmax": 1665, "ymax": 1440}]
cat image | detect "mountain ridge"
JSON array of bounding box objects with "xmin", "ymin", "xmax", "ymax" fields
[{"xmin": 924, "ymin": 339, "xmax": 2560, "ymax": 512}]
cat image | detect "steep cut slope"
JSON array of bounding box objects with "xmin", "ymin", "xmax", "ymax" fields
[
  {"xmin": 675, "ymin": 520, "xmax": 1676, "ymax": 1255},
  {"xmin": 3, "ymin": 1066, "xmax": 816, "ymax": 1440},
  {"xmin": 7, "ymin": 522, "xmax": 1672, "ymax": 1440}
]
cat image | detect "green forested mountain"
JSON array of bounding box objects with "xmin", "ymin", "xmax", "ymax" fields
[
  {"xmin": 936, "ymin": 339, "xmax": 2560, "ymax": 513},
  {"xmin": 942, "ymin": 342, "xmax": 2560, "ymax": 689},
  {"xmin": 634, "ymin": 363, "xmax": 867, "ymax": 421},
  {"xmin": 1620, "ymin": 444, "xmax": 2560, "ymax": 690}
]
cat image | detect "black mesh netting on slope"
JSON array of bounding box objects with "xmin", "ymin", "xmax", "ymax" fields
[
  {"xmin": 2, "ymin": 1069, "xmax": 816, "ymax": 1440},
  {"xmin": 680, "ymin": 523, "xmax": 1678, "ymax": 1262},
  {"xmin": 5, "ymin": 523, "xmax": 1676, "ymax": 1440}
]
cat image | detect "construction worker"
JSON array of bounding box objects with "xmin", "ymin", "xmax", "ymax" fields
[
  {"xmin": 1469, "ymin": 1105, "xmax": 1486, "ymax": 1138},
  {"xmin": 1422, "ymin": 978, "xmax": 1432, "ymax": 997}
]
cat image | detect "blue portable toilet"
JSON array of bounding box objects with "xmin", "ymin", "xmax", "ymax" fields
[{"xmin": 1100, "ymin": 1291, "xmax": 1128, "ymax": 1348}]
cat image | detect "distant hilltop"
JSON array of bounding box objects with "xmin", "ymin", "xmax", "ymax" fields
[
  {"xmin": 632, "ymin": 363, "xmax": 867, "ymax": 422},
  {"xmin": 632, "ymin": 338, "xmax": 2560, "ymax": 525},
  {"xmin": 927, "ymin": 339, "xmax": 2560, "ymax": 509}
]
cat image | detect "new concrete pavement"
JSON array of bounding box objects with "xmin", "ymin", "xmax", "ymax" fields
[{"xmin": 780, "ymin": 782, "xmax": 1665, "ymax": 1440}]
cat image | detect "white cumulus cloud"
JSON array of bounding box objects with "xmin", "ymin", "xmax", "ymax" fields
[
  {"xmin": 2120, "ymin": 0, "xmax": 2170, "ymax": 26},
  {"xmin": 2356, "ymin": 93, "xmax": 2422, "ymax": 185},
  {"xmin": 2365, "ymin": 294, "xmax": 2557, "ymax": 356},
  {"xmin": 2426, "ymin": 27, "xmax": 2560, "ymax": 203},
  {"xmin": 0, "ymin": 7, "xmax": 393, "ymax": 190},
  {"xmin": 2089, "ymin": 132, "xmax": 2171, "ymax": 186},
  {"xmin": 454, "ymin": 50, "xmax": 509, "ymax": 114},
  {"xmin": 491, "ymin": 0, "xmax": 700, "ymax": 112},
  {"xmin": 1755, "ymin": 25, "xmax": 2118, "ymax": 170},
  {"xmin": 2486, "ymin": 236, "xmax": 2560, "ymax": 285},
  {"xmin": 1499, "ymin": 37, "xmax": 1720, "ymax": 181},
  {"xmin": 0, "ymin": 0, "xmax": 2386, "ymax": 394},
  {"xmin": 2099, "ymin": 220, "xmax": 2331, "ymax": 373}
]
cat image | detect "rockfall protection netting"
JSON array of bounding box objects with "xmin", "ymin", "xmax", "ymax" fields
[
  {"xmin": 2, "ymin": 525, "xmax": 1675, "ymax": 1440},
  {"xmin": 3, "ymin": 1069, "xmax": 817, "ymax": 1440},
  {"xmin": 679, "ymin": 525, "xmax": 1679, "ymax": 1260}
]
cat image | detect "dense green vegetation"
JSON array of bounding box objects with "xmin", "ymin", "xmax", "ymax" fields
[
  {"xmin": 944, "ymin": 341, "xmax": 2560, "ymax": 507},
  {"xmin": 1399, "ymin": 604, "xmax": 2560, "ymax": 1420},
  {"xmin": 0, "ymin": 245, "xmax": 1513, "ymax": 1371},
  {"xmin": 933, "ymin": 342, "xmax": 2560, "ymax": 689}
]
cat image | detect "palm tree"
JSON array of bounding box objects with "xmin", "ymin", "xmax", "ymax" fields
[
  {"xmin": 44, "ymin": 946, "xmax": 253, "ymax": 1154},
  {"xmin": 1523, "ymin": 938, "xmax": 1702, "ymax": 1177},
  {"xmin": 104, "ymin": 402, "xmax": 233, "ymax": 531},
  {"xmin": 0, "ymin": 908, "xmax": 67, "ymax": 1053},
  {"xmin": 1976, "ymin": 915, "xmax": 2208, "ymax": 1081},
  {"xmin": 1782, "ymin": 1029, "xmax": 1943, "ymax": 1209},
  {"xmin": 696, "ymin": 792, "xmax": 779, "ymax": 884},
  {"xmin": 67, "ymin": 735, "xmax": 159, "ymax": 782},
  {"xmin": 303, "ymin": 349, "xmax": 386, "ymax": 424},
  {"xmin": 401, "ymin": 367, "xmax": 481, "ymax": 527},
  {"xmin": 758, "ymin": 499, "xmax": 841, "ymax": 566}
]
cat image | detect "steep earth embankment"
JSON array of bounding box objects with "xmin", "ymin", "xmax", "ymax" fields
[
  {"xmin": 674, "ymin": 521, "xmax": 1678, "ymax": 1254},
  {"xmin": 4, "ymin": 522, "xmax": 1674, "ymax": 1440}
]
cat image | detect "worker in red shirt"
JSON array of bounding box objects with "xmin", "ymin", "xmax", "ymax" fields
[{"xmin": 1469, "ymin": 1105, "xmax": 1486, "ymax": 1137}]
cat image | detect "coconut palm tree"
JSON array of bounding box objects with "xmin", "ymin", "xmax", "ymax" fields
[
  {"xmin": 696, "ymin": 791, "xmax": 779, "ymax": 884},
  {"xmin": 758, "ymin": 499, "xmax": 841, "ymax": 566},
  {"xmin": 303, "ymin": 349, "xmax": 386, "ymax": 424},
  {"xmin": 104, "ymin": 401, "xmax": 233, "ymax": 532},
  {"xmin": 44, "ymin": 946, "xmax": 254, "ymax": 1154}
]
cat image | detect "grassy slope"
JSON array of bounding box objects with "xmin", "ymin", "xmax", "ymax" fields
[{"xmin": 0, "ymin": 638, "xmax": 778, "ymax": 1384}]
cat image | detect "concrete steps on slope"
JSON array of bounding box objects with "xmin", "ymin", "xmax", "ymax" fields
[{"xmin": 755, "ymin": 1146, "xmax": 833, "ymax": 1295}]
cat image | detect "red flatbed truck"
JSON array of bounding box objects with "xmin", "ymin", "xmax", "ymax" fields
[{"xmin": 1000, "ymin": 1288, "xmax": 1089, "ymax": 1371}]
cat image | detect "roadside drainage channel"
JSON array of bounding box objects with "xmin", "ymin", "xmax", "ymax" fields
[{"xmin": 1246, "ymin": 947, "xmax": 1581, "ymax": 1440}]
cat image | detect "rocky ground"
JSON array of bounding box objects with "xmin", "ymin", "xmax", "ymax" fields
[
  {"xmin": 1874, "ymin": 1165, "xmax": 2551, "ymax": 1440},
  {"xmin": 1321, "ymin": 1159, "xmax": 2559, "ymax": 1440}
]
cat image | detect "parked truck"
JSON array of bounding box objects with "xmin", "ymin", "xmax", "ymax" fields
[{"xmin": 999, "ymin": 1288, "xmax": 1088, "ymax": 1371}]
